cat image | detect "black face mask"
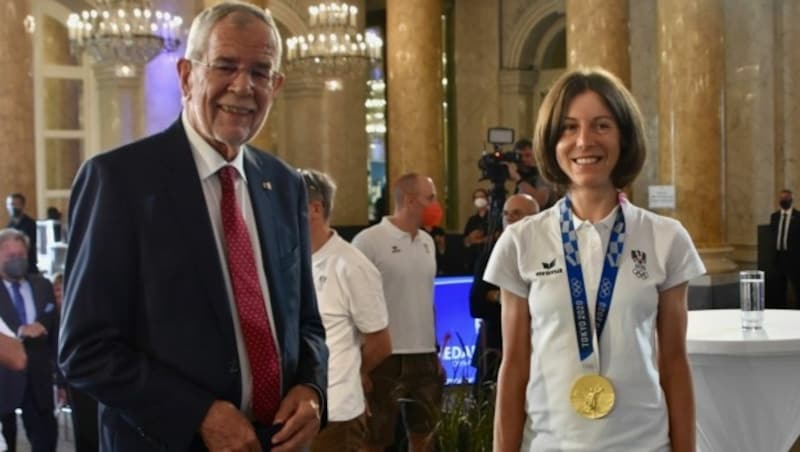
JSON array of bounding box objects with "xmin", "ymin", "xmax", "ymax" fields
[
  {"xmin": 780, "ymin": 199, "xmax": 793, "ymax": 210},
  {"xmin": 7, "ymin": 207, "xmax": 21, "ymax": 219},
  {"xmin": 2, "ymin": 256, "xmax": 27, "ymax": 279}
]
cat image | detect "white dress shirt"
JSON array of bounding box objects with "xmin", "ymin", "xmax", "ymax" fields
[{"xmin": 182, "ymin": 112, "xmax": 281, "ymax": 417}]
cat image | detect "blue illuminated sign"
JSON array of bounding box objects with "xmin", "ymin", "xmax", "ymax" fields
[{"xmin": 434, "ymin": 276, "xmax": 478, "ymax": 385}]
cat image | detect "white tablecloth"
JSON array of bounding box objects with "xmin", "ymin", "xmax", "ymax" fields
[{"xmin": 687, "ymin": 309, "xmax": 800, "ymax": 452}]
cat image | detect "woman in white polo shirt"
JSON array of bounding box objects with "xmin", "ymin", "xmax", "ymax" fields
[{"xmin": 486, "ymin": 68, "xmax": 705, "ymax": 452}]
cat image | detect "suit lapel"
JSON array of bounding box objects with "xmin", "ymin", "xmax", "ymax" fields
[
  {"xmin": 0, "ymin": 283, "xmax": 20, "ymax": 332},
  {"xmin": 160, "ymin": 121, "xmax": 236, "ymax": 347},
  {"xmin": 242, "ymin": 148, "xmax": 285, "ymax": 348}
]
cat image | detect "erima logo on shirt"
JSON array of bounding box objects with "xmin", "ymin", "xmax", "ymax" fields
[
  {"xmin": 536, "ymin": 258, "xmax": 563, "ymax": 276},
  {"xmin": 391, "ymin": 245, "xmax": 401, "ymax": 253}
]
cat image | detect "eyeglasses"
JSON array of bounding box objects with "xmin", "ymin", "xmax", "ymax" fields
[{"xmin": 190, "ymin": 59, "xmax": 282, "ymax": 90}]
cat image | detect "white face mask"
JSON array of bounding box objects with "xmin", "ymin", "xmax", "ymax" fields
[{"xmin": 474, "ymin": 197, "xmax": 488, "ymax": 209}]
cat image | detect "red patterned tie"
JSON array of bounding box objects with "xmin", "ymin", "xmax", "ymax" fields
[{"xmin": 218, "ymin": 165, "xmax": 281, "ymax": 424}]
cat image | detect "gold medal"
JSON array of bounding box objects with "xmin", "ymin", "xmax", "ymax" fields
[{"xmin": 570, "ymin": 374, "xmax": 615, "ymax": 419}]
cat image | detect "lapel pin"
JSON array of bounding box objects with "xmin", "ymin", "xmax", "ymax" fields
[{"xmin": 262, "ymin": 181, "xmax": 272, "ymax": 190}]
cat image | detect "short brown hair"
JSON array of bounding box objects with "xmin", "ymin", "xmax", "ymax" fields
[{"xmin": 534, "ymin": 68, "xmax": 646, "ymax": 190}]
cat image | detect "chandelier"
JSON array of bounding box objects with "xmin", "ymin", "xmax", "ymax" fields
[
  {"xmin": 285, "ymin": 2, "xmax": 383, "ymax": 82},
  {"xmin": 67, "ymin": 0, "xmax": 183, "ymax": 70}
]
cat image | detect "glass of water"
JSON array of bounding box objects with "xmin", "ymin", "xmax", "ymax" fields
[{"xmin": 739, "ymin": 270, "xmax": 765, "ymax": 329}]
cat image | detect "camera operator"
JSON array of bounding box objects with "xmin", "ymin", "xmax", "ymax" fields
[
  {"xmin": 517, "ymin": 173, "xmax": 555, "ymax": 210},
  {"xmin": 469, "ymin": 194, "xmax": 539, "ymax": 399},
  {"xmin": 512, "ymin": 139, "xmax": 536, "ymax": 182},
  {"xmin": 510, "ymin": 139, "xmax": 556, "ymax": 209}
]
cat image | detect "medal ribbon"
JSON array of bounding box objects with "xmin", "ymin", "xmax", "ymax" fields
[{"xmin": 559, "ymin": 196, "xmax": 626, "ymax": 362}]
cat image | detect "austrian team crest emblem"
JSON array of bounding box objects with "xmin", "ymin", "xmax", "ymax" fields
[{"xmin": 631, "ymin": 250, "xmax": 648, "ymax": 280}]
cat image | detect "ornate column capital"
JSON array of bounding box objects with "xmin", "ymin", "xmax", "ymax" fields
[
  {"xmin": 282, "ymin": 73, "xmax": 325, "ymax": 98},
  {"xmin": 498, "ymin": 68, "xmax": 538, "ymax": 95},
  {"xmin": 92, "ymin": 63, "xmax": 145, "ymax": 87}
]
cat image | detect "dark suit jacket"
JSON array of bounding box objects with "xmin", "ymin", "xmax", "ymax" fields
[
  {"xmin": 469, "ymin": 246, "xmax": 501, "ymax": 350},
  {"xmin": 8, "ymin": 214, "xmax": 38, "ymax": 273},
  {"xmin": 769, "ymin": 208, "xmax": 800, "ymax": 265},
  {"xmin": 0, "ymin": 275, "xmax": 57, "ymax": 414},
  {"xmin": 59, "ymin": 119, "xmax": 328, "ymax": 451}
]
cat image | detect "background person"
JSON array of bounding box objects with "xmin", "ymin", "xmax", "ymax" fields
[
  {"xmin": 469, "ymin": 194, "xmax": 539, "ymax": 399},
  {"xmin": 353, "ymin": 173, "xmax": 443, "ymax": 452},
  {"xmin": 5, "ymin": 194, "xmax": 37, "ymax": 274},
  {"xmin": 463, "ymin": 188, "xmax": 490, "ymax": 273},
  {"xmin": 58, "ymin": 3, "xmax": 328, "ymax": 451},
  {"xmin": 487, "ymin": 68, "xmax": 705, "ymax": 452},
  {"xmin": 0, "ymin": 229, "xmax": 58, "ymax": 452},
  {"xmin": 302, "ymin": 169, "xmax": 392, "ymax": 452},
  {"xmin": 766, "ymin": 189, "xmax": 800, "ymax": 309}
]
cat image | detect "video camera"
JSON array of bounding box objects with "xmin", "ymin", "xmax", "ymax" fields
[
  {"xmin": 478, "ymin": 127, "xmax": 518, "ymax": 185},
  {"xmin": 477, "ymin": 127, "xmax": 517, "ymax": 245}
]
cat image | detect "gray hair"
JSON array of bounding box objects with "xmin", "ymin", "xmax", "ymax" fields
[
  {"xmin": 0, "ymin": 228, "xmax": 30, "ymax": 250},
  {"xmin": 184, "ymin": 1, "xmax": 283, "ymax": 70},
  {"xmin": 300, "ymin": 169, "xmax": 337, "ymax": 220}
]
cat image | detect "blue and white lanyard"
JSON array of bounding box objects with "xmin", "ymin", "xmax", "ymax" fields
[{"xmin": 559, "ymin": 197, "xmax": 626, "ymax": 363}]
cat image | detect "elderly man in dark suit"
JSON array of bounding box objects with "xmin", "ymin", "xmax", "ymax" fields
[
  {"xmin": 766, "ymin": 189, "xmax": 800, "ymax": 308},
  {"xmin": 58, "ymin": 2, "xmax": 328, "ymax": 451},
  {"xmin": 0, "ymin": 229, "xmax": 58, "ymax": 452},
  {"xmin": 5, "ymin": 194, "xmax": 37, "ymax": 274}
]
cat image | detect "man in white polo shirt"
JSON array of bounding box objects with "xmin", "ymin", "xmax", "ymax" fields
[
  {"xmin": 352, "ymin": 172, "xmax": 442, "ymax": 452},
  {"xmin": 300, "ymin": 169, "xmax": 392, "ymax": 452}
]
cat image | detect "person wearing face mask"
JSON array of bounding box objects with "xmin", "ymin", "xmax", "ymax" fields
[
  {"xmin": 5, "ymin": 194, "xmax": 37, "ymax": 274},
  {"xmin": 766, "ymin": 189, "xmax": 800, "ymax": 309},
  {"xmin": 463, "ymin": 188, "xmax": 490, "ymax": 273},
  {"xmin": 420, "ymin": 196, "xmax": 448, "ymax": 275},
  {"xmin": 352, "ymin": 173, "xmax": 444, "ymax": 452},
  {"xmin": 469, "ymin": 194, "xmax": 539, "ymax": 400},
  {"xmin": 0, "ymin": 228, "xmax": 58, "ymax": 452}
]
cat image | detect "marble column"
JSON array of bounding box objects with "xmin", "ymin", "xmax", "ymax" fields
[
  {"xmin": 93, "ymin": 64, "xmax": 146, "ymax": 153},
  {"xmin": 658, "ymin": 0, "xmax": 735, "ymax": 273},
  {"xmin": 566, "ymin": 0, "xmax": 630, "ymax": 86},
  {"xmin": 628, "ymin": 0, "xmax": 658, "ymax": 208},
  {"xmin": 778, "ymin": 0, "xmax": 800, "ymax": 193},
  {"xmin": 453, "ymin": 0, "xmax": 500, "ymax": 227},
  {"xmin": 724, "ymin": 0, "xmax": 776, "ymax": 265},
  {"xmin": 498, "ymin": 69, "xmax": 537, "ymax": 143},
  {"xmin": 0, "ymin": 0, "xmax": 35, "ymax": 222},
  {"xmin": 386, "ymin": 0, "xmax": 444, "ymax": 202},
  {"xmin": 280, "ymin": 74, "xmax": 326, "ymax": 170}
]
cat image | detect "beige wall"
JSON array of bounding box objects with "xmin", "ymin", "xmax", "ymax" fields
[
  {"xmin": 0, "ymin": 0, "xmax": 36, "ymax": 223},
  {"xmin": 452, "ymin": 0, "xmax": 501, "ymax": 229}
]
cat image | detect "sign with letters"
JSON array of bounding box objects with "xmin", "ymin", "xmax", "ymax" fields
[
  {"xmin": 434, "ymin": 276, "xmax": 478, "ymax": 385},
  {"xmin": 648, "ymin": 185, "xmax": 676, "ymax": 209}
]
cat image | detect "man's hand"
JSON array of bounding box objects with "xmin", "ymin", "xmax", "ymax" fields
[
  {"xmin": 0, "ymin": 333, "xmax": 26, "ymax": 370},
  {"xmin": 271, "ymin": 385, "xmax": 321, "ymax": 452},
  {"xmin": 18, "ymin": 322, "xmax": 47, "ymax": 339},
  {"xmin": 199, "ymin": 400, "xmax": 261, "ymax": 452}
]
